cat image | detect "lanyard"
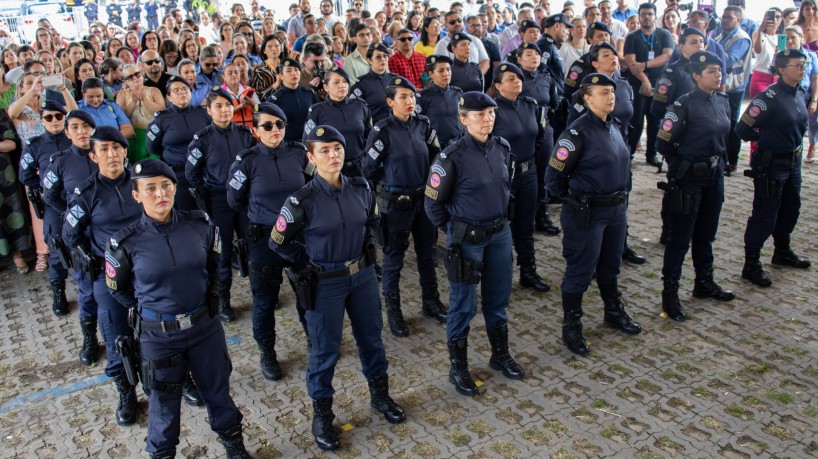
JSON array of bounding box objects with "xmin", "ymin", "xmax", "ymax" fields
[{"xmin": 640, "ymin": 31, "xmax": 655, "ymax": 51}]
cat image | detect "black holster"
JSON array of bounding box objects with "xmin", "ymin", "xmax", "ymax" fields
[
  {"xmin": 115, "ymin": 335, "xmax": 141, "ymax": 385},
  {"xmin": 384, "ymin": 227, "xmax": 410, "ymax": 251},
  {"xmin": 565, "ymin": 194, "xmax": 592, "ymax": 230},
  {"xmin": 285, "ymin": 265, "xmax": 318, "ymax": 311},
  {"xmin": 439, "ymin": 244, "xmax": 483, "ymax": 284},
  {"xmin": 206, "ymin": 283, "xmax": 220, "ymax": 316},
  {"xmin": 27, "ymin": 188, "xmax": 45, "ymax": 219},
  {"xmin": 744, "ymin": 168, "xmax": 781, "ymax": 200},
  {"xmin": 189, "ymin": 187, "xmax": 210, "ymax": 212},
  {"xmin": 140, "ymin": 353, "xmax": 185, "ymax": 394},
  {"xmin": 233, "ymin": 238, "xmax": 249, "ymax": 277},
  {"xmin": 72, "ymin": 245, "xmax": 96, "ymax": 279},
  {"xmin": 51, "ymin": 235, "xmax": 72, "ymax": 270},
  {"xmin": 507, "ymin": 194, "xmax": 517, "ymax": 221},
  {"xmin": 657, "ymin": 180, "xmax": 693, "ymax": 215}
]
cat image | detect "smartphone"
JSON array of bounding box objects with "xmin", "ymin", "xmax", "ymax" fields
[
  {"xmin": 42, "ymin": 75, "xmax": 63, "ymax": 88},
  {"xmin": 778, "ymin": 34, "xmax": 787, "ymax": 51},
  {"xmin": 766, "ymin": 9, "xmax": 776, "ymax": 22}
]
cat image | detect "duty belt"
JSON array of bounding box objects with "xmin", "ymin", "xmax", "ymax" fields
[
  {"xmin": 378, "ymin": 184, "xmax": 424, "ymax": 210},
  {"xmin": 568, "ymin": 189, "xmax": 628, "ymax": 207},
  {"xmin": 313, "ymin": 257, "xmax": 371, "ymax": 280},
  {"xmin": 514, "ymin": 158, "xmax": 536, "ymax": 174},
  {"xmin": 453, "ymin": 216, "xmax": 507, "ymax": 243},
  {"xmin": 136, "ymin": 305, "xmax": 209, "ymax": 332},
  {"xmin": 770, "ymin": 147, "xmax": 803, "ymax": 159}
]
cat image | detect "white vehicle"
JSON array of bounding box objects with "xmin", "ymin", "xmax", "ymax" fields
[{"xmin": 16, "ymin": 1, "xmax": 81, "ymax": 44}]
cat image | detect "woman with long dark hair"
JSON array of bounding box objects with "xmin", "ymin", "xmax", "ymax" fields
[{"xmin": 415, "ymin": 16, "xmax": 442, "ymax": 57}]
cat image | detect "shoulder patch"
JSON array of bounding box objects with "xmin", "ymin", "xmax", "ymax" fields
[{"xmin": 189, "ymin": 209, "xmax": 210, "ymax": 222}]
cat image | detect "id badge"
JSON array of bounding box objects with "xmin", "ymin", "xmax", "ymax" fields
[{"xmin": 647, "ymin": 51, "xmax": 655, "ymax": 60}]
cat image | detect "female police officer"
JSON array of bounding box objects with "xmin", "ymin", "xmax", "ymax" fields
[
  {"xmin": 737, "ymin": 48, "xmax": 811, "ymax": 287},
  {"xmin": 227, "ymin": 102, "xmax": 310, "ymax": 381},
  {"xmin": 491, "ymin": 62, "xmax": 551, "ymax": 292},
  {"xmin": 186, "ymin": 87, "xmax": 256, "ymax": 322},
  {"xmin": 656, "ymin": 51, "xmax": 735, "ymax": 322},
  {"xmin": 105, "ymin": 159, "xmax": 249, "ymax": 459},
  {"xmin": 425, "ymin": 92, "xmax": 525, "ymax": 396},
  {"xmin": 417, "ymin": 55, "xmax": 463, "ymax": 147},
  {"xmin": 545, "ymin": 74, "xmax": 641, "ymax": 356},
  {"xmin": 350, "ymin": 43, "xmax": 398, "ymax": 123},
  {"xmin": 362, "ymin": 77, "xmax": 446, "ymax": 337},
  {"xmin": 270, "ymin": 125, "xmax": 405, "ymax": 451}
]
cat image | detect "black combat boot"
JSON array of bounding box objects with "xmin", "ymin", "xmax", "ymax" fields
[
  {"xmin": 692, "ymin": 269, "xmax": 735, "ymax": 301},
  {"xmin": 182, "ymin": 373, "xmax": 204, "ymax": 407},
  {"xmin": 600, "ymin": 286, "xmax": 642, "ymax": 335},
  {"xmin": 447, "ymin": 336, "xmax": 478, "ymax": 396},
  {"xmin": 312, "ymin": 397, "xmax": 341, "ymax": 451},
  {"xmin": 149, "ymin": 449, "xmax": 176, "ymax": 459},
  {"xmin": 772, "ymin": 236, "xmax": 812, "ymax": 269},
  {"xmin": 384, "ymin": 291, "xmax": 408, "ymax": 337},
  {"xmin": 367, "ymin": 374, "xmax": 406, "ymax": 424},
  {"xmin": 79, "ymin": 318, "xmax": 99, "ymax": 366},
  {"xmin": 218, "ymin": 279, "xmax": 236, "ymax": 322},
  {"xmin": 486, "ymin": 321, "xmax": 524, "ymax": 379},
  {"xmin": 622, "ymin": 244, "xmax": 646, "ymax": 265},
  {"xmin": 519, "ymin": 262, "xmax": 550, "ymax": 292},
  {"xmin": 662, "ymin": 277, "xmax": 686, "ymax": 321},
  {"xmin": 218, "ymin": 425, "xmax": 251, "ymax": 459},
  {"xmin": 258, "ymin": 339, "xmax": 282, "ymax": 381},
  {"xmin": 420, "ymin": 284, "xmax": 447, "ymax": 323},
  {"xmin": 535, "ymin": 204, "xmax": 561, "ymax": 235},
  {"xmin": 51, "ymin": 281, "xmax": 69, "ymax": 316},
  {"xmin": 112, "ymin": 372, "xmax": 138, "ymax": 426},
  {"xmin": 561, "ymin": 292, "xmax": 589, "ymax": 356},
  {"xmin": 742, "ymin": 248, "xmax": 772, "ymax": 287}
]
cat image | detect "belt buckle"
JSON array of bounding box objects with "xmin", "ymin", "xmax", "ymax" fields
[
  {"xmin": 345, "ymin": 260, "xmax": 360, "ymax": 276},
  {"xmin": 176, "ymin": 313, "xmax": 192, "ymax": 330}
]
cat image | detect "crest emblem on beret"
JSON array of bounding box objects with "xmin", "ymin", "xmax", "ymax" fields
[
  {"xmin": 395, "ymin": 78, "xmax": 402, "ymax": 85},
  {"xmin": 316, "ymin": 128, "xmax": 325, "ymax": 136},
  {"xmin": 459, "ymin": 97, "xmax": 465, "ymax": 105},
  {"xmin": 592, "ymin": 76, "xmax": 599, "ymax": 83},
  {"xmin": 135, "ymin": 164, "xmax": 142, "ymax": 173},
  {"xmin": 501, "ymin": 64, "xmax": 507, "ymax": 71},
  {"xmin": 699, "ymin": 55, "xmax": 706, "ymax": 62},
  {"xmin": 785, "ymin": 49, "xmax": 791, "ymax": 56},
  {"xmin": 430, "ymin": 56, "xmax": 436, "ymax": 63}
]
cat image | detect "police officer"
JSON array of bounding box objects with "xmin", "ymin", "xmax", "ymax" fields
[
  {"xmin": 271, "ymin": 125, "xmax": 405, "ymax": 451},
  {"xmin": 655, "ymin": 52, "xmax": 734, "ymax": 322},
  {"xmin": 545, "ymin": 74, "xmax": 641, "ymax": 356},
  {"xmin": 106, "ymin": 159, "xmax": 250, "ymax": 459},
  {"xmin": 145, "ymin": 0, "xmax": 160, "ymax": 30},
  {"xmin": 737, "ymin": 49, "xmax": 811, "ymax": 287},
  {"xmin": 417, "ymin": 55, "xmax": 464, "ymax": 147},
  {"xmin": 362, "ymin": 77, "xmax": 447, "ymax": 337},
  {"xmin": 107, "ymin": 0, "xmax": 124, "ymax": 28},
  {"xmin": 516, "ymin": 42, "xmax": 561, "ymax": 236},
  {"xmin": 187, "ymin": 87, "xmax": 256, "ymax": 322},
  {"xmin": 267, "ymin": 58, "xmax": 319, "ymax": 143},
  {"xmin": 227, "ymin": 102, "xmax": 310, "ymax": 381},
  {"xmin": 84, "ymin": 0, "xmax": 99, "ymax": 24},
  {"xmin": 563, "ymin": 21, "xmax": 612, "ymax": 101},
  {"xmin": 350, "ymin": 43, "xmax": 398, "ymax": 123},
  {"xmin": 448, "ymin": 33, "xmax": 483, "ymax": 93},
  {"xmin": 303, "ymin": 66, "xmax": 372, "ymax": 177},
  {"xmin": 19, "ymin": 101, "xmax": 72, "ymax": 316},
  {"xmin": 42, "ymin": 110, "xmax": 100, "ymax": 366},
  {"xmin": 61, "ymin": 127, "xmax": 141, "ymax": 426},
  {"xmin": 492, "ymin": 63, "xmax": 551, "ymax": 292},
  {"xmin": 146, "ymin": 76, "xmax": 210, "ymax": 212},
  {"xmin": 537, "ymin": 13, "xmax": 572, "ymax": 99},
  {"xmin": 126, "ymin": 0, "xmax": 141, "ymax": 24},
  {"xmin": 425, "ymin": 92, "xmax": 525, "ymax": 396}
]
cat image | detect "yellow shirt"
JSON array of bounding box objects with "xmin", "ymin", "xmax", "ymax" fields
[{"xmin": 415, "ymin": 41, "xmax": 436, "ymax": 57}]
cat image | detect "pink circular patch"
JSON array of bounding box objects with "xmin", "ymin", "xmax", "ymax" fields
[
  {"xmin": 657, "ymin": 84, "xmax": 668, "ymax": 94},
  {"xmin": 749, "ymin": 106, "xmax": 760, "ymax": 117},
  {"xmin": 569, "ymin": 71, "xmax": 578, "ymax": 80},
  {"xmin": 105, "ymin": 262, "xmax": 116, "ymax": 279},
  {"xmin": 556, "ymin": 147, "xmax": 569, "ymax": 161},
  {"xmin": 430, "ymin": 173, "xmax": 441, "ymax": 188},
  {"xmin": 662, "ymin": 119, "xmax": 673, "ymax": 131},
  {"xmin": 275, "ymin": 215, "xmax": 287, "ymax": 232}
]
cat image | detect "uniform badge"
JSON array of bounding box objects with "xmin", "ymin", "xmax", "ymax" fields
[
  {"xmin": 592, "ymin": 76, "xmax": 599, "ymax": 84},
  {"xmin": 316, "ymin": 127, "xmax": 325, "ymax": 136},
  {"xmin": 105, "ymin": 262, "xmax": 116, "ymax": 278},
  {"xmin": 430, "ymin": 57, "xmax": 436, "ymax": 63},
  {"xmin": 662, "ymin": 119, "xmax": 673, "ymax": 131},
  {"xmin": 275, "ymin": 215, "xmax": 287, "ymax": 232},
  {"xmin": 500, "ymin": 64, "xmax": 507, "ymax": 71},
  {"xmin": 699, "ymin": 55, "xmax": 706, "ymax": 62},
  {"xmin": 429, "ymin": 172, "xmax": 441, "ymax": 188},
  {"xmin": 135, "ymin": 164, "xmax": 142, "ymax": 173},
  {"xmin": 556, "ymin": 147, "xmax": 569, "ymax": 161},
  {"xmin": 748, "ymin": 106, "xmax": 760, "ymax": 117}
]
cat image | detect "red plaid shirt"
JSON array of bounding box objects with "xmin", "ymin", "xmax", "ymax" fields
[{"xmin": 389, "ymin": 50, "xmax": 427, "ymax": 88}]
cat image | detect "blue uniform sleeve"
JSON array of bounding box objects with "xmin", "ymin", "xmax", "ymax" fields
[
  {"xmin": 205, "ymin": 217, "xmax": 221, "ymax": 286},
  {"xmin": 62, "ymin": 192, "xmax": 91, "ymax": 248},
  {"xmin": 185, "ymin": 134, "xmax": 207, "ymax": 189},
  {"xmin": 106, "ymin": 236, "xmax": 137, "ymax": 308},
  {"xmin": 423, "ymin": 148, "xmax": 457, "ymax": 228},
  {"xmin": 145, "ymin": 114, "xmax": 165, "ymax": 159},
  {"xmin": 42, "ymin": 161, "xmax": 66, "ymax": 212},
  {"xmin": 18, "ymin": 142, "xmax": 40, "ymax": 190},
  {"xmin": 655, "ymin": 99, "xmax": 688, "ymax": 157},
  {"xmin": 545, "ymin": 127, "xmax": 585, "ymax": 197},
  {"xmin": 735, "ymin": 91, "xmax": 775, "ymax": 142},
  {"xmin": 226, "ymin": 152, "xmax": 251, "ymax": 211},
  {"xmin": 269, "ymin": 194, "xmax": 308, "ymax": 269},
  {"xmin": 362, "ymin": 123, "xmax": 388, "ymax": 183},
  {"xmin": 650, "ymin": 69, "xmax": 677, "ymax": 119}
]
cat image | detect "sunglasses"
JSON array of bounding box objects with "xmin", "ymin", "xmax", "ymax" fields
[
  {"xmin": 202, "ymin": 62, "xmax": 217, "ymax": 68},
  {"xmin": 354, "ymin": 2, "xmax": 362, "ymax": 5},
  {"xmin": 258, "ymin": 120, "xmax": 287, "ymax": 131},
  {"xmin": 124, "ymin": 73, "xmax": 141, "ymax": 80},
  {"xmin": 42, "ymin": 113, "xmax": 65, "ymax": 122},
  {"xmin": 448, "ymin": 19, "xmax": 463, "ymax": 24},
  {"xmin": 397, "ymin": 36, "xmax": 414, "ymax": 42},
  {"xmin": 144, "ymin": 58, "xmax": 162, "ymax": 65}
]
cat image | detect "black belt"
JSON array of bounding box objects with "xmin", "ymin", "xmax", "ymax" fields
[
  {"xmin": 568, "ymin": 189, "xmax": 628, "ymax": 207},
  {"xmin": 137, "ymin": 306, "xmax": 210, "ymax": 332},
  {"xmin": 514, "ymin": 158, "xmax": 536, "ymax": 174},
  {"xmin": 456, "ymin": 216, "xmax": 507, "ymax": 243},
  {"xmin": 314, "ymin": 257, "xmax": 371, "ymax": 280},
  {"xmin": 770, "ymin": 147, "xmax": 803, "ymax": 158}
]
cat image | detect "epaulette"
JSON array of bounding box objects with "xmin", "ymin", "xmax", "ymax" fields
[
  {"xmin": 416, "ymin": 114, "xmax": 431, "ymax": 124},
  {"xmin": 284, "ymin": 140, "xmax": 307, "ymax": 151},
  {"xmin": 521, "ymin": 96, "xmax": 538, "ymax": 106},
  {"xmin": 287, "ymin": 184, "xmax": 315, "ymax": 207},
  {"xmin": 236, "ymin": 124, "xmax": 254, "ymax": 135},
  {"xmin": 497, "ymin": 137, "xmax": 511, "ymax": 150},
  {"xmin": 348, "ymin": 176, "xmax": 371, "ymax": 190},
  {"xmin": 188, "ymin": 209, "xmax": 211, "ymax": 222},
  {"xmin": 109, "ymin": 222, "xmax": 138, "ymax": 249},
  {"xmin": 73, "ymin": 174, "xmax": 97, "ymax": 196}
]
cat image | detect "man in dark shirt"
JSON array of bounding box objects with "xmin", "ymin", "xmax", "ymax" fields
[
  {"xmin": 623, "ymin": 2, "xmax": 674, "ymax": 166},
  {"xmin": 139, "ymin": 50, "xmax": 172, "ymax": 97}
]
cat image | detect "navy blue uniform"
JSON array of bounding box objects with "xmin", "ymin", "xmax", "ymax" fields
[
  {"xmin": 450, "ymin": 59, "xmax": 483, "ymax": 93},
  {"xmin": 271, "ymin": 174, "xmax": 387, "ymax": 399},
  {"xmin": 417, "ymin": 83, "xmax": 463, "ymax": 147},
  {"xmin": 187, "ymin": 122, "xmax": 256, "ymax": 283},
  {"xmin": 43, "ymin": 145, "xmax": 99, "ymax": 320},
  {"xmin": 146, "ymin": 104, "xmax": 211, "ymax": 211},
  {"xmin": 567, "ymin": 75, "xmax": 634, "ymax": 140},
  {"xmin": 227, "ymin": 141, "xmax": 309, "ymax": 348},
  {"xmin": 520, "ymin": 63, "xmax": 560, "ymax": 215},
  {"xmin": 84, "ymin": 2, "xmax": 99, "ymax": 22},
  {"xmin": 125, "ymin": 3, "xmax": 141, "ymax": 23},
  {"xmin": 106, "ymin": 3, "xmax": 124, "ymax": 27},
  {"xmin": 650, "ymin": 57, "xmax": 695, "ymax": 119},
  {"xmin": 267, "ymin": 85, "xmax": 319, "ymax": 142},
  {"xmin": 656, "ymin": 89, "xmax": 730, "ymax": 280},
  {"xmin": 303, "ymin": 98, "xmax": 372, "ymax": 175},
  {"xmin": 19, "ymin": 131, "xmax": 72, "ymax": 285},
  {"xmin": 362, "ymin": 114, "xmax": 441, "ymax": 297},
  {"xmin": 736, "ymin": 82, "xmax": 808, "ymax": 253},
  {"xmin": 62, "ymin": 170, "xmax": 141, "ymax": 377},
  {"xmin": 107, "ymin": 210, "xmax": 242, "ymax": 456},
  {"xmin": 536, "ymin": 34, "xmax": 565, "ymax": 97},
  {"xmin": 350, "ymin": 71, "xmax": 398, "ymax": 123},
  {"xmin": 145, "ymin": 1, "xmax": 160, "ymax": 29},
  {"xmin": 563, "ymin": 52, "xmax": 590, "ymax": 101}
]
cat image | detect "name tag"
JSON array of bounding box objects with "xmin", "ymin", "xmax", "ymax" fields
[{"xmin": 647, "ymin": 51, "xmax": 655, "ymax": 60}]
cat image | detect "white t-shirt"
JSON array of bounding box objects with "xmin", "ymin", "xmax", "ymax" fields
[
  {"xmin": 753, "ymin": 33, "xmax": 777, "ymax": 74},
  {"xmin": 434, "ymin": 33, "xmax": 490, "ymax": 65},
  {"xmin": 559, "ymin": 43, "xmax": 587, "ymax": 77}
]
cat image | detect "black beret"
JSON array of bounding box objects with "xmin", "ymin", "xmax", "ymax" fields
[
  {"xmin": 278, "ymin": 57, "xmax": 301, "ymax": 72},
  {"xmin": 686, "ymin": 51, "xmax": 723, "ymax": 70},
  {"xmin": 495, "ymin": 62, "xmax": 525, "ymax": 81},
  {"xmin": 588, "ymin": 21, "xmax": 611, "ymax": 34},
  {"xmin": 519, "ymin": 19, "xmax": 541, "ymax": 32},
  {"xmin": 459, "ymin": 91, "xmax": 497, "ymax": 111},
  {"xmin": 387, "ymin": 76, "xmax": 417, "ymax": 93},
  {"xmin": 305, "ymin": 125, "xmax": 346, "ymax": 147},
  {"xmin": 544, "ymin": 13, "xmax": 573, "ymax": 28},
  {"xmin": 40, "ymin": 100, "xmax": 67, "ymax": 114},
  {"xmin": 449, "ymin": 32, "xmax": 471, "ymax": 46},
  {"xmin": 680, "ymin": 27, "xmax": 705, "ymax": 42},
  {"xmin": 131, "ymin": 158, "xmax": 177, "ymax": 184},
  {"xmin": 325, "ymin": 65, "xmax": 350, "ymax": 83},
  {"xmin": 256, "ymin": 102, "xmax": 288, "ymax": 121},
  {"xmin": 165, "ymin": 75, "xmax": 191, "ymax": 89},
  {"xmin": 90, "ymin": 126, "xmax": 129, "ymax": 148},
  {"xmin": 516, "ymin": 41, "xmax": 542, "ymax": 55},
  {"xmin": 580, "ymin": 72, "xmax": 617, "ymax": 88},
  {"xmin": 776, "ymin": 48, "xmax": 808, "ymax": 61},
  {"xmin": 426, "ymin": 54, "xmax": 453, "ymax": 69},
  {"xmin": 366, "ymin": 43, "xmax": 390, "ymax": 58},
  {"xmin": 590, "ymin": 41, "xmax": 617, "ymax": 56},
  {"xmin": 65, "ymin": 110, "xmax": 97, "ymax": 127},
  {"xmin": 208, "ymin": 86, "xmax": 233, "ymax": 102}
]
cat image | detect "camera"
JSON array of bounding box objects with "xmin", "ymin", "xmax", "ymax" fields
[{"xmin": 679, "ymin": 2, "xmax": 694, "ymax": 11}]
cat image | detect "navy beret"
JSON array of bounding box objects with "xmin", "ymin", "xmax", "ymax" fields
[
  {"xmin": 131, "ymin": 158, "xmax": 177, "ymax": 184},
  {"xmin": 459, "ymin": 91, "xmax": 497, "ymax": 111},
  {"xmin": 580, "ymin": 72, "xmax": 617, "ymax": 88},
  {"xmin": 494, "ymin": 62, "xmax": 525, "ymax": 81},
  {"xmin": 590, "ymin": 41, "xmax": 617, "ymax": 57},
  {"xmin": 519, "ymin": 19, "xmax": 541, "ymax": 32},
  {"xmin": 426, "ymin": 54, "xmax": 453, "ymax": 69},
  {"xmin": 680, "ymin": 27, "xmax": 705, "ymax": 42},
  {"xmin": 256, "ymin": 102, "xmax": 288, "ymax": 121},
  {"xmin": 776, "ymin": 48, "xmax": 808, "ymax": 61},
  {"xmin": 366, "ymin": 43, "xmax": 390, "ymax": 58},
  {"xmin": 208, "ymin": 86, "xmax": 234, "ymax": 102},
  {"xmin": 65, "ymin": 110, "xmax": 97, "ymax": 127},
  {"xmin": 387, "ymin": 76, "xmax": 417, "ymax": 93},
  {"xmin": 588, "ymin": 21, "xmax": 611, "ymax": 34},
  {"xmin": 305, "ymin": 125, "xmax": 346, "ymax": 147},
  {"xmin": 165, "ymin": 75, "xmax": 191, "ymax": 89},
  {"xmin": 90, "ymin": 126, "xmax": 129, "ymax": 148},
  {"xmin": 325, "ymin": 65, "xmax": 350, "ymax": 83},
  {"xmin": 449, "ymin": 32, "xmax": 471, "ymax": 46},
  {"xmin": 544, "ymin": 13, "xmax": 573, "ymax": 28},
  {"xmin": 40, "ymin": 100, "xmax": 67, "ymax": 114},
  {"xmin": 687, "ymin": 51, "xmax": 723, "ymax": 70},
  {"xmin": 516, "ymin": 41, "xmax": 542, "ymax": 55},
  {"xmin": 278, "ymin": 57, "xmax": 301, "ymax": 72}
]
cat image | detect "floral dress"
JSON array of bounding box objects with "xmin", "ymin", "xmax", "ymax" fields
[{"xmin": 0, "ymin": 110, "xmax": 30, "ymax": 255}]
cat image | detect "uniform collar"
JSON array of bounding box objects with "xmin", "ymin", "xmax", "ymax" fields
[
  {"xmin": 463, "ymin": 132, "xmax": 491, "ymax": 151},
  {"xmin": 313, "ymin": 172, "xmax": 347, "ymax": 196},
  {"xmin": 329, "ymin": 96, "xmax": 350, "ymax": 106},
  {"xmin": 495, "ymin": 95, "xmax": 518, "ymax": 108},
  {"xmin": 45, "ymin": 130, "xmax": 66, "ymax": 141},
  {"xmin": 98, "ymin": 168, "xmax": 130, "ymax": 186},
  {"xmin": 587, "ymin": 111, "xmax": 614, "ymax": 128},
  {"xmin": 169, "ymin": 103, "xmax": 193, "ymax": 113},
  {"xmin": 388, "ymin": 113, "xmax": 414, "ymax": 127},
  {"xmin": 142, "ymin": 208, "xmax": 179, "ymax": 230},
  {"xmin": 693, "ymin": 88, "xmax": 717, "ymax": 102},
  {"xmin": 777, "ymin": 81, "xmax": 802, "ymax": 94},
  {"xmin": 213, "ymin": 122, "xmax": 234, "ymax": 134},
  {"xmin": 258, "ymin": 142, "xmax": 287, "ymax": 155},
  {"xmin": 70, "ymin": 144, "xmax": 92, "ymax": 156}
]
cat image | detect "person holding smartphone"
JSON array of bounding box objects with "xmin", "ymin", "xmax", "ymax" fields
[{"xmin": 751, "ymin": 9, "xmax": 784, "ymax": 99}]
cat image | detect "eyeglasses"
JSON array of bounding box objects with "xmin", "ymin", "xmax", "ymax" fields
[
  {"xmin": 258, "ymin": 120, "xmax": 286, "ymax": 131},
  {"xmin": 144, "ymin": 58, "xmax": 162, "ymax": 66},
  {"xmin": 397, "ymin": 36, "xmax": 414, "ymax": 42},
  {"xmin": 306, "ymin": 20, "xmax": 316, "ymax": 25},
  {"xmin": 786, "ymin": 64, "xmax": 807, "ymax": 70},
  {"xmin": 202, "ymin": 62, "xmax": 217, "ymax": 68},
  {"xmin": 42, "ymin": 113, "xmax": 65, "ymax": 122},
  {"xmin": 371, "ymin": 54, "xmax": 389, "ymax": 60},
  {"xmin": 124, "ymin": 73, "xmax": 141, "ymax": 80},
  {"xmin": 448, "ymin": 18, "xmax": 463, "ymax": 24},
  {"xmin": 170, "ymin": 86, "xmax": 190, "ymax": 94},
  {"xmin": 354, "ymin": 2, "xmax": 362, "ymax": 5}
]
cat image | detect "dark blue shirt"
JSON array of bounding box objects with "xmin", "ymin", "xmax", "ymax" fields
[
  {"xmin": 267, "ymin": 85, "xmax": 319, "ymax": 142},
  {"xmin": 19, "ymin": 130, "xmax": 72, "ymax": 190},
  {"xmin": 362, "ymin": 114, "xmax": 440, "ymax": 189},
  {"xmin": 735, "ymin": 82, "xmax": 808, "ymax": 152},
  {"xmin": 350, "ymin": 71, "xmax": 398, "ymax": 123},
  {"xmin": 417, "ymin": 83, "xmax": 463, "ymax": 147},
  {"xmin": 227, "ymin": 141, "xmax": 308, "ymax": 226},
  {"xmin": 623, "ymin": 27, "xmax": 675, "ymax": 86},
  {"xmin": 656, "ymin": 89, "xmax": 730, "ymax": 163},
  {"xmin": 536, "ymin": 34, "xmax": 565, "ymax": 96},
  {"xmin": 493, "ymin": 95, "xmax": 545, "ymax": 163},
  {"xmin": 303, "ymin": 97, "xmax": 372, "ymax": 163},
  {"xmin": 567, "ymin": 75, "xmax": 634, "ymax": 140},
  {"xmin": 146, "ymin": 103, "xmax": 211, "ymax": 167},
  {"xmin": 43, "ymin": 145, "xmax": 99, "ymax": 213},
  {"xmin": 145, "ymin": 1, "xmax": 159, "ymax": 17},
  {"xmin": 84, "ymin": 2, "xmax": 98, "ymax": 20},
  {"xmin": 186, "ymin": 122, "xmax": 256, "ymax": 190},
  {"xmin": 650, "ymin": 57, "xmax": 695, "ymax": 119},
  {"xmin": 521, "ymin": 64, "xmax": 556, "ymax": 110},
  {"xmin": 126, "ymin": 4, "xmax": 141, "ymax": 23},
  {"xmin": 450, "ymin": 59, "xmax": 483, "ymax": 93},
  {"xmin": 196, "ymin": 69, "xmax": 224, "ymax": 87},
  {"xmin": 106, "ymin": 4, "xmax": 123, "ymax": 26}
]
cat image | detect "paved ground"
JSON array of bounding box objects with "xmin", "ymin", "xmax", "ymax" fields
[{"xmin": 2, "ymin": 143, "xmax": 818, "ymax": 459}]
